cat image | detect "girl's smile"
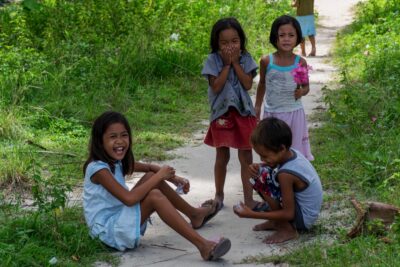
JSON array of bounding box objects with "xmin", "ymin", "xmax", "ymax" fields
[
  {"xmin": 103, "ymin": 122, "xmax": 130, "ymax": 161},
  {"xmin": 253, "ymin": 145, "xmax": 292, "ymax": 168}
]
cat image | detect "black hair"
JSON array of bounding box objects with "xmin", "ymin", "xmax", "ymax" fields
[
  {"xmin": 269, "ymin": 15, "xmax": 303, "ymax": 49},
  {"xmin": 83, "ymin": 111, "xmax": 134, "ymax": 176},
  {"xmin": 210, "ymin": 17, "xmax": 247, "ymax": 53},
  {"xmin": 251, "ymin": 117, "xmax": 292, "ymax": 152}
]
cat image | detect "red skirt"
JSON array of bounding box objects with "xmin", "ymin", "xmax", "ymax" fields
[{"xmin": 204, "ymin": 108, "xmax": 257, "ymax": 150}]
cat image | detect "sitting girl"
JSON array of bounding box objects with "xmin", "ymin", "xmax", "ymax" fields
[
  {"xmin": 83, "ymin": 111, "xmax": 231, "ymax": 260},
  {"xmin": 233, "ymin": 117, "xmax": 322, "ymax": 244}
]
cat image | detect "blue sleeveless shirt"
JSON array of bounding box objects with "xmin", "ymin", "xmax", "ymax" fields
[{"xmin": 278, "ymin": 149, "xmax": 323, "ymax": 229}]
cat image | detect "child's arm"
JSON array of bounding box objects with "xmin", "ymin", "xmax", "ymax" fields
[
  {"xmin": 134, "ymin": 161, "xmax": 160, "ymax": 173},
  {"xmin": 134, "ymin": 161, "xmax": 190, "ymax": 194},
  {"xmin": 209, "ymin": 48, "xmax": 231, "ymax": 94},
  {"xmin": 234, "ymin": 173, "xmax": 297, "ymax": 221},
  {"xmin": 231, "ymin": 46, "xmax": 253, "ymax": 90},
  {"xmin": 254, "ymin": 56, "xmax": 269, "ymax": 119},
  {"xmin": 92, "ymin": 165, "xmax": 175, "ymax": 206}
]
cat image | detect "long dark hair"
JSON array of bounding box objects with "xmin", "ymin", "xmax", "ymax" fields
[
  {"xmin": 210, "ymin": 17, "xmax": 247, "ymax": 53},
  {"xmin": 83, "ymin": 111, "xmax": 134, "ymax": 176}
]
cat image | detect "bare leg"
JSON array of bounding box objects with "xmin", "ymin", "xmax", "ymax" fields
[
  {"xmin": 308, "ymin": 35, "xmax": 316, "ymax": 56},
  {"xmin": 238, "ymin": 149, "xmax": 256, "ymax": 208},
  {"xmin": 253, "ymin": 198, "xmax": 281, "ymax": 231},
  {"xmin": 136, "ymin": 172, "xmax": 215, "ymax": 229},
  {"xmin": 213, "ymin": 147, "xmax": 230, "ymax": 206},
  {"xmin": 157, "ymin": 180, "xmax": 216, "ymax": 229},
  {"xmin": 300, "ymin": 40, "xmax": 306, "ymax": 56},
  {"xmin": 140, "ymin": 189, "xmax": 226, "ymax": 260},
  {"xmin": 263, "ymin": 221, "xmax": 298, "ymax": 244}
]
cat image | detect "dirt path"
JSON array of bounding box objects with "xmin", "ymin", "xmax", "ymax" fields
[{"xmin": 101, "ymin": 1, "xmax": 361, "ymax": 266}]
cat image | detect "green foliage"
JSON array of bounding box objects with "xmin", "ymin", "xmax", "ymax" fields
[
  {"xmin": 0, "ymin": 206, "xmax": 117, "ymax": 266},
  {"xmin": 324, "ymin": 0, "xmax": 400, "ymax": 196},
  {"xmin": 0, "ymin": 0, "xmax": 292, "ymax": 118},
  {"xmin": 253, "ymin": 236, "xmax": 400, "ymax": 266},
  {"xmin": 0, "ymin": 0, "xmax": 293, "ymax": 184}
]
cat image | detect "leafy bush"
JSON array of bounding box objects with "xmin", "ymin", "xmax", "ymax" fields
[{"xmin": 320, "ymin": 0, "xmax": 400, "ymax": 194}]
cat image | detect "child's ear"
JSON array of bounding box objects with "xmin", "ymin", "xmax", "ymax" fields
[{"xmin": 279, "ymin": 144, "xmax": 288, "ymax": 152}]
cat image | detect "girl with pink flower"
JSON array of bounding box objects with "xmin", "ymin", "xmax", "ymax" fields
[{"xmin": 255, "ymin": 15, "xmax": 314, "ymax": 160}]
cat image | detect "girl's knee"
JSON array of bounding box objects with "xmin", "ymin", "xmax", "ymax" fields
[
  {"xmin": 143, "ymin": 189, "xmax": 166, "ymax": 205},
  {"xmin": 216, "ymin": 151, "xmax": 230, "ymax": 165},
  {"xmin": 238, "ymin": 149, "xmax": 252, "ymax": 164}
]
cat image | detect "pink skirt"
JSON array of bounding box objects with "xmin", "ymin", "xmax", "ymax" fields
[
  {"xmin": 205, "ymin": 108, "xmax": 257, "ymax": 150},
  {"xmin": 263, "ymin": 109, "xmax": 314, "ymax": 161}
]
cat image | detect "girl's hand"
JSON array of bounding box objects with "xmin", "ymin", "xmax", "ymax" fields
[
  {"xmin": 172, "ymin": 175, "xmax": 190, "ymax": 194},
  {"xmin": 294, "ymin": 87, "xmax": 304, "ymax": 100},
  {"xmin": 248, "ymin": 163, "xmax": 260, "ymax": 178},
  {"xmin": 231, "ymin": 45, "xmax": 240, "ymax": 64},
  {"xmin": 219, "ymin": 47, "xmax": 232, "ymax": 66},
  {"xmin": 157, "ymin": 165, "xmax": 175, "ymax": 180},
  {"xmin": 255, "ymin": 105, "xmax": 262, "ymax": 121},
  {"xmin": 233, "ymin": 202, "xmax": 253, "ymax": 218}
]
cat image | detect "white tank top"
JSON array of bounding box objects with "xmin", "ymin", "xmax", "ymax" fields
[{"xmin": 264, "ymin": 54, "xmax": 304, "ymax": 113}]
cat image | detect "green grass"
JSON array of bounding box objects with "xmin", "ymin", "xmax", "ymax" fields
[{"xmin": 0, "ymin": 206, "xmax": 118, "ymax": 267}]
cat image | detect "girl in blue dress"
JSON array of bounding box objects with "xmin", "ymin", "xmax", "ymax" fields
[{"xmin": 83, "ymin": 111, "xmax": 231, "ymax": 261}]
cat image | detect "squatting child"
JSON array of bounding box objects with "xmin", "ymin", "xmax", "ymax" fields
[{"xmin": 233, "ymin": 117, "xmax": 323, "ymax": 244}]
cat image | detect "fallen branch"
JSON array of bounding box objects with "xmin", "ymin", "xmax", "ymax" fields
[{"xmin": 347, "ymin": 199, "xmax": 400, "ymax": 238}]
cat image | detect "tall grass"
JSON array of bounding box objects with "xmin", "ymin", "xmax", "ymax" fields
[{"xmin": 0, "ymin": 0, "xmax": 293, "ymax": 185}]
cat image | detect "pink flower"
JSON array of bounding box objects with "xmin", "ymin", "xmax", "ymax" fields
[{"xmin": 291, "ymin": 63, "xmax": 312, "ymax": 85}]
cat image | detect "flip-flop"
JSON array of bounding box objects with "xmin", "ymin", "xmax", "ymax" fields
[
  {"xmin": 201, "ymin": 199, "xmax": 224, "ymax": 211},
  {"xmin": 193, "ymin": 202, "xmax": 220, "ymax": 229},
  {"xmin": 207, "ymin": 238, "xmax": 231, "ymax": 261},
  {"xmin": 252, "ymin": 201, "xmax": 270, "ymax": 212}
]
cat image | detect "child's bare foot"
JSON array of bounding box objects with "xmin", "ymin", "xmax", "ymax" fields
[
  {"xmin": 253, "ymin": 220, "xmax": 276, "ymax": 231},
  {"xmin": 192, "ymin": 201, "xmax": 219, "ymax": 229},
  {"xmin": 200, "ymin": 238, "xmax": 231, "ymax": 261},
  {"xmin": 263, "ymin": 228, "xmax": 298, "ymax": 244},
  {"xmin": 308, "ymin": 50, "xmax": 316, "ymax": 57}
]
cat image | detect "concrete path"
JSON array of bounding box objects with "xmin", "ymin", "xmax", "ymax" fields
[{"xmin": 103, "ymin": 1, "xmax": 361, "ymax": 266}]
